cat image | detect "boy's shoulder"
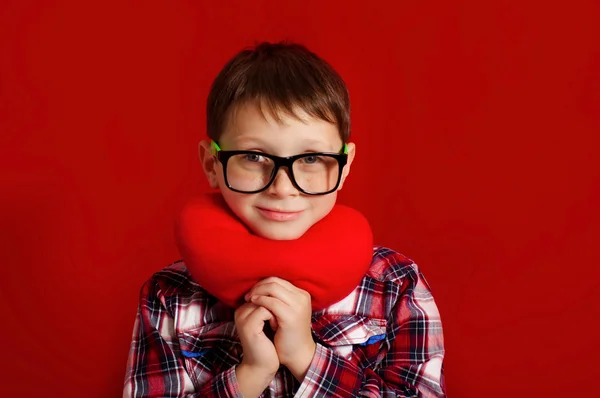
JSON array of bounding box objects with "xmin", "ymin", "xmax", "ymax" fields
[
  {"xmin": 141, "ymin": 260, "xmax": 204, "ymax": 300},
  {"xmin": 367, "ymin": 245, "xmax": 424, "ymax": 284}
]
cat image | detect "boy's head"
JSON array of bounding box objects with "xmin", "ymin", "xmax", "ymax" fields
[{"xmin": 199, "ymin": 41, "xmax": 356, "ymax": 240}]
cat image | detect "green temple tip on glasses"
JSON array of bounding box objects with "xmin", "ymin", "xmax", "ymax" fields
[{"xmin": 210, "ymin": 140, "xmax": 221, "ymax": 155}]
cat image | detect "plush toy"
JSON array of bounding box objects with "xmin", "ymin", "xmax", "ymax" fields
[{"xmin": 174, "ymin": 192, "xmax": 374, "ymax": 310}]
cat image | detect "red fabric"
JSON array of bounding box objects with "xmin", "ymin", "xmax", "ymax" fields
[{"xmin": 174, "ymin": 193, "xmax": 374, "ymax": 310}]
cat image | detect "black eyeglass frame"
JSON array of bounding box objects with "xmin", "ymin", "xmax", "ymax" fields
[{"xmin": 211, "ymin": 141, "xmax": 348, "ymax": 195}]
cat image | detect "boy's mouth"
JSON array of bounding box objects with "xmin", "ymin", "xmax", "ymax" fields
[{"xmin": 256, "ymin": 207, "xmax": 304, "ymax": 222}]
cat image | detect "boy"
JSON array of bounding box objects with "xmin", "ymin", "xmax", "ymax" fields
[{"xmin": 123, "ymin": 41, "xmax": 446, "ymax": 397}]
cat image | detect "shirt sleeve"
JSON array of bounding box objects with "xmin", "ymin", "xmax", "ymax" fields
[
  {"xmin": 122, "ymin": 278, "xmax": 244, "ymax": 398},
  {"xmin": 295, "ymin": 264, "xmax": 446, "ymax": 397}
]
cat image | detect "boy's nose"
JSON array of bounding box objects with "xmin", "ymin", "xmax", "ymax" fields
[{"xmin": 267, "ymin": 167, "xmax": 299, "ymax": 197}]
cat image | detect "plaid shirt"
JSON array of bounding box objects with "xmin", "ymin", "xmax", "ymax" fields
[{"xmin": 123, "ymin": 246, "xmax": 446, "ymax": 397}]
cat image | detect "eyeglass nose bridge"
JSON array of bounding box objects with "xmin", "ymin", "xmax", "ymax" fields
[{"xmin": 265, "ymin": 156, "xmax": 303, "ymax": 192}]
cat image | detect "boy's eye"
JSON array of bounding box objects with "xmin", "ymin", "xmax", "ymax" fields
[
  {"xmin": 302, "ymin": 155, "xmax": 321, "ymax": 164},
  {"xmin": 244, "ymin": 153, "xmax": 266, "ymax": 162}
]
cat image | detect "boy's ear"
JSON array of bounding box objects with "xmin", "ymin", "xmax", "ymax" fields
[
  {"xmin": 337, "ymin": 142, "xmax": 356, "ymax": 191},
  {"xmin": 198, "ymin": 140, "xmax": 219, "ymax": 189}
]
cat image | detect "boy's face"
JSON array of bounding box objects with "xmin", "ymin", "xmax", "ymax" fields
[{"xmin": 199, "ymin": 102, "xmax": 356, "ymax": 240}]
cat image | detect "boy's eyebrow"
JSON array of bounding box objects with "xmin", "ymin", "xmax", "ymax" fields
[
  {"xmin": 232, "ymin": 137, "xmax": 334, "ymax": 149},
  {"xmin": 231, "ymin": 137, "xmax": 268, "ymax": 147},
  {"xmin": 300, "ymin": 138, "xmax": 332, "ymax": 147}
]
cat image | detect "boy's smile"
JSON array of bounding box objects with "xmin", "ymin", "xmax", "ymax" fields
[
  {"xmin": 256, "ymin": 207, "xmax": 304, "ymax": 222},
  {"xmin": 200, "ymin": 101, "xmax": 356, "ymax": 240}
]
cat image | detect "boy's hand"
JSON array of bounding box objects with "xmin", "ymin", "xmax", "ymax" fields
[
  {"xmin": 245, "ymin": 277, "xmax": 316, "ymax": 382},
  {"xmin": 234, "ymin": 302, "xmax": 279, "ymax": 396}
]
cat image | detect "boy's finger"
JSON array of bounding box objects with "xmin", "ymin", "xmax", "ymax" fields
[
  {"xmin": 247, "ymin": 306, "xmax": 275, "ymax": 328},
  {"xmin": 234, "ymin": 302, "xmax": 259, "ymax": 322},
  {"xmin": 255, "ymin": 276, "xmax": 297, "ymax": 292},
  {"xmin": 268, "ymin": 316, "xmax": 279, "ymax": 332},
  {"xmin": 259, "ymin": 277, "xmax": 311, "ymax": 298},
  {"xmin": 246, "ymin": 282, "xmax": 294, "ymax": 305},
  {"xmin": 250, "ymin": 295, "xmax": 288, "ymax": 320}
]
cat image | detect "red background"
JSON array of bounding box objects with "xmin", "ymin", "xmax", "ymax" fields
[{"xmin": 1, "ymin": 1, "xmax": 599, "ymax": 397}]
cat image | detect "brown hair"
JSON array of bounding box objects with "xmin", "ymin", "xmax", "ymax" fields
[{"xmin": 206, "ymin": 41, "xmax": 351, "ymax": 143}]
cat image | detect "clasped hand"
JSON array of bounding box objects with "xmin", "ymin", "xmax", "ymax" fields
[{"xmin": 234, "ymin": 277, "xmax": 316, "ymax": 383}]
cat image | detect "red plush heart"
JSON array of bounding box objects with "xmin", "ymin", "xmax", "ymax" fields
[{"xmin": 174, "ymin": 193, "xmax": 373, "ymax": 310}]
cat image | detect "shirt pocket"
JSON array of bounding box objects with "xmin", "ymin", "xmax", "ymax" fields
[
  {"xmin": 312, "ymin": 314, "xmax": 388, "ymax": 368},
  {"xmin": 177, "ymin": 321, "xmax": 242, "ymax": 388}
]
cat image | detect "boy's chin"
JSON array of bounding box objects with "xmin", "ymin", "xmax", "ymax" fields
[{"xmin": 250, "ymin": 224, "xmax": 309, "ymax": 241}]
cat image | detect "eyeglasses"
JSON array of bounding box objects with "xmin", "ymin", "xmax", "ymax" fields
[{"xmin": 211, "ymin": 140, "xmax": 348, "ymax": 195}]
